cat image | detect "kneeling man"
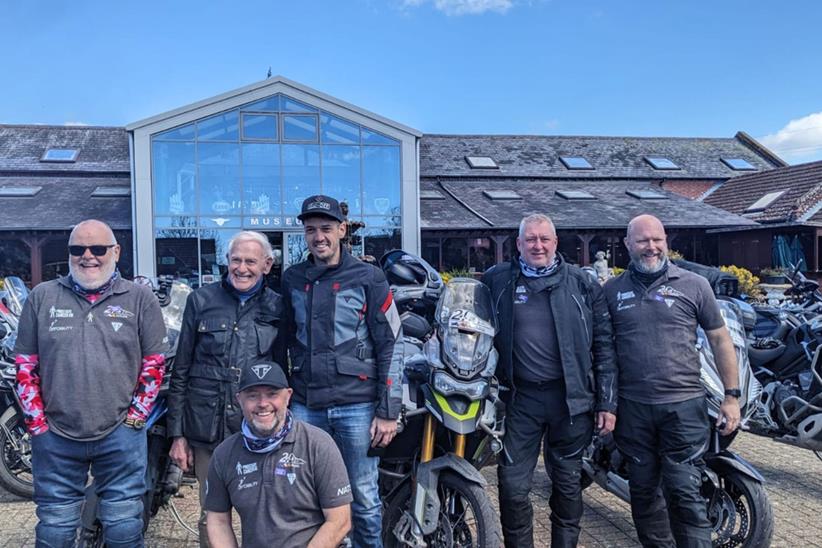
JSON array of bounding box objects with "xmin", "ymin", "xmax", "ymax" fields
[{"xmin": 205, "ymin": 362, "xmax": 352, "ymax": 548}]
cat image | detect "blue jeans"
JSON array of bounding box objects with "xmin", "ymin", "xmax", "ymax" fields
[
  {"xmin": 291, "ymin": 401, "xmax": 382, "ymax": 548},
  {"xmin": 31, "ymin": 424, "xmax": 148, "ymax": 548}
]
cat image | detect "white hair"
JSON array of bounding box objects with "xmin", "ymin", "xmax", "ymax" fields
[
  {"xmin": 227, "ymin": 231, "xmax": 273, "ymax": 260},
  {"xmin": 518, "ymin": 214, "xmax": 556, "ymax": 239}
]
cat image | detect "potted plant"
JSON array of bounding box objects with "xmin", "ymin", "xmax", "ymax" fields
[{"xmin": 759, "ymin": 267, "xmax": 789, "ymax": 285}]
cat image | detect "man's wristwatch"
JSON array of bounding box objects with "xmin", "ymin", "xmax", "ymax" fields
[
  {"xmin": 724, "ymin": 388, "xmax": 742, "ymax": 399},
  {"xmin": 124, "ymin": 417, "xmax": 146, "ymax": 429}
]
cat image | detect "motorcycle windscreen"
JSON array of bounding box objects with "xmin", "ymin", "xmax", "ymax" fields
[
  {"xmin": 2, "ymin": 277, "xmax": 29, "ymax": 317},
  {"xmin": 435, "ymin": 278, "xmax": 496, "ymax": 376},
  {"xmin": 698, "ymin": 299, "xmax": 761, "ymax": 418}
]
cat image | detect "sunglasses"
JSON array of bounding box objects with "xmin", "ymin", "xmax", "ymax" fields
[{"xmin": 68, "ymin": 244, "xmax": 117, "ymax": 257}]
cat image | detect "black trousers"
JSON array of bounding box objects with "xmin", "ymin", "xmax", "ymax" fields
[
  {"xmin": 498, "ymin": 380, "xmax": 594, "ymax": 548},
  {"xmin": 614, "ymin": 396, "xmax": 712, "ymax": 548}
]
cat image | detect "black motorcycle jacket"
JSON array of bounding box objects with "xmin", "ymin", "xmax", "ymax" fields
[
  {"xmin": 167, "ymin": 276, "xmax": 283, "ymax": 449},
  {"xmin": 482, "ymin": 255, "xmax": 618, "ymax": 416},
  {"xmin": 281, "ymin": 250, "xmax": 404, "ymax": 420}
]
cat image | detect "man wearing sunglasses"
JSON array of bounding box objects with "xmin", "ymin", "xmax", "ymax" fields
[{"xmin": 14, "ymin": 219, "xmax": 168, "ymax": 547}]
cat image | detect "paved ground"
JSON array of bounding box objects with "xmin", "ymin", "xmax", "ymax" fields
[{"xmin": 1, "ymin": 432, "xmax": 820, "ymax": 547}]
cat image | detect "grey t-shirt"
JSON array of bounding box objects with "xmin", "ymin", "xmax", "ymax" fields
[
  {"xmin": 205, "ymin": 420, "xmax": 353, "ymax": 548},
  {"xmin": 14, "ymin": 276, "xmax": 167, "ymax": 440},
  {"xmin": 512, "ymin": 275, "xmax": 563, "ymax": 382},
  {"xmin": 603, "ymin": 264, "xmax": 725, "ymax": 404}
]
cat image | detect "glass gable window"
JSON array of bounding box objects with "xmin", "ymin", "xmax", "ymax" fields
[{"xmin": 151, "ymin": 92, "xmax": 403, "ymax": 283}]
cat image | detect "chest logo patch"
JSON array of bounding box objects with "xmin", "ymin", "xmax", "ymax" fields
[
  {"xmin": 236, "ymin": 461, "xmax": 258, "ymax": 475},
  {"xmin": 49, "ymin": 307, "xmax": 74, "ymax": 319},
  {"xmin": 616, "ymin": 291, "xmax": 635, "ymax": 301},
  {"xmin": 48, "ymin": 320, "xmax": 72, "ymax": 332},
  {"xmin": 104, "ymin": 305, "xmax": 134, "ymax": 319},
  {"xmin": 251, "ymin": 364, "xmax": 272, "ymax": 379},
  {"xmin": 515, "ymin": 285, "xmax": 527, "ymax": 294},
  {"xmin": 111, "ymin": 322, "xmax": 123, "ymax": 332},
  {"xmin": 656, "ymin": 286, "xmax": 685, "ymax": 298},
  {"xmin": 665, "ymin": 298, "xmax": 675, "ymax": 308},
  {"xmin": 278, "ymin": 452, "xmax": 305, "ymax": 485}
]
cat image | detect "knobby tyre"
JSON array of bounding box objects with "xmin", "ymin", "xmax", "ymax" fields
[
  {"xmin": 383, "ymin": 471, "xmax": 502, "ymax": 547},
  {"xmin": 709, "ymin": 470, "xmax": 773, "ymax": 548},
  {"xmin": 0, "ymin": 406, "xmax": 34, "ymax": 499}
]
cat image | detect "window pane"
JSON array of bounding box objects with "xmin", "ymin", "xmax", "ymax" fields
[
  {"xmin": 286, "ymin": 233, "xmax": 308, "ymax": 266},
  {"xmin": 362, "ymin": 146, "xmax": 400, "ymax": 216},
  {"xmin": 197, "ymin": 110, "xmax": 239, "ymax": 141},
  {"xmin": 283, "ymin": 115, "xmax": 318, "ymax": 141},
  {"xmin": 362, "ymin": 128, "xmax": 399, "ymax": 145},
  {"xmin": 281, "ymin": 95, "xmax": 318, "ymax": 113},
  {"xmin": 153, "ymin": 141, "xmax": 196, "ymax": 215},
  {"xmin": 282, "ymin": 144, "xmax": 320, "ymax": 215},
  {"xmin": 322, "ymin": 146, "xmax": 361, "ymax": 215},
  {"xmin": 321, "ymin": 113, "xmax": 359, "ymax": 144},
  {"xmin": 442, "ymin": 238, "xmax": 468, "ymax": 271},
  {"xmin": 155, "ymin": 216, "xmax": 198, "ymax": 228},
  {"xmin": 199, "ymin": 229, "xmax": 236, "ymax": 284},
  {"xmin": 155, "ymin": 228, "xmax": 199, "ymax": 286},
  {"xmin": 154, "ymin": 123, "xmax": 195, "ymax": 141},
  {"xmin": 243, "ymin": 143, "xmax": 281, "ymax": 215},
  {"xmin": 361, "ymin": 227, "xmax": 401, "ymax": 260},
  {"xmin": 198, "ymin": 143, "xmax": 241, "ymax": 215},
  {"xmin": 469, "ymin": 238, "xmax": 496, "ymax": 273},
  {"xmin": 242, "ymin": 113, "xmax": 278, "ymax": 141},
  {"xmin": 242, "ymin": 94, "xmax": 281, "ymax": 112}
]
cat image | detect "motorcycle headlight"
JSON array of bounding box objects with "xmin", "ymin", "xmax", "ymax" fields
[
  {"xmin": 432, "ymin": 371, "xmax": 489, "ymax": 400},
  {"xmin": 441, "ymin": 326, "xmax": 493, "ymax": 375}
]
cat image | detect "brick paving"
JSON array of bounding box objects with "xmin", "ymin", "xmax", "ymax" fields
[{"xmin": 1, "ymin": 432, "xmax": 820, "ymax": 547}]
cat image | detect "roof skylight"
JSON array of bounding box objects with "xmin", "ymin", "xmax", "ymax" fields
[
  {"xmin": 0, "ymin": 186, "xmax": 42, "ymax": 197},
  {"xmin": 722, "ymin": 158, "xmax": 757, "ymax": 171},
  {"xmin": 41, "ymin": 148, "xmax": 79, "ymax": 162},
  {"xmin": 644, "ymin": 157, "xmax": 679, "ymax": 170},
  {"xmin": 556, "ymin": 190, "xmax": 596, "ymax": 200},
  {"xmin": 466, "ymin": 156, "xmax": 498, "ymax": 169},
  {"xmin": 483, "ymin": 190, "xmax": 521, "ymax": 200},
  {"xmin": 627, "ymin": 189, "xmax": 667, "ymax": 200},
  {"xmin": 91, "ymin": 186, "xmax": 131, "ymax": 197},
  {"xmin": 745, "ymin": 190, "xmax": 785, "ymax": 213},
  {"xmin": 559, "ymin": 156, "xmax": 593, "ymax": 170},
  {"xmin": 420, "ymin": 190, "xmax": 446, "ymax": 200}
]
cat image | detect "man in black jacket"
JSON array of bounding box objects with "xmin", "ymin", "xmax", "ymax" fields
[
  {"xmin": 166, "ymin": 230, "xmax": 283, "ymax": 547},
  {"xmin": 280, "ymin": 195, "xmax": 403, "ymax": 547},
  {"xmin": 483, "ymin": 213, "xmax": 618, "ymax": 548}
]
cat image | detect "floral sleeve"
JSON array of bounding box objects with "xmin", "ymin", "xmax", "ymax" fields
[
  {"xmin": 15, "ymin": 354, "xmax": 48, "ymax": 435},
  {"xmin": 127, "ymin": 354, "xmax": 166, "ymax": 422}
]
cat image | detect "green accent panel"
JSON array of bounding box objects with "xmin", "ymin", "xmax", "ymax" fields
[{"xmin": 432, "ymin": 392, "xmax": 480, "ymax": 421}]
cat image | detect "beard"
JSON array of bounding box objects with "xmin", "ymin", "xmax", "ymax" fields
[
  {"xmin": 69, "ymin": 259, "xmax": 117, "ymax": 290},
  {"xmin": 248, "ymin": 413, "xmax": 283, "ymax": 438},
  {"xmin": 631, "ymin": 252, "xmax": 668, "ymax": 274}
]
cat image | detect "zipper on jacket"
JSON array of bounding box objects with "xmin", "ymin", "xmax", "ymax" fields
[{"xmin": 571, "ymin": 294, "xmax": 589, "ymax": 346}]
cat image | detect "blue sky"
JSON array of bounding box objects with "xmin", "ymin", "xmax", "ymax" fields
[{"xmin": 2, "ymin": 0, "xmax": 821, "ymax": 163}]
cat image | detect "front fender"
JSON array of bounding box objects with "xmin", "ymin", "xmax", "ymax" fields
[
  {"xmin": 706, "ymin": 451, "xmax": 765, "ymax": 484},
  {"xmin": 411, "ymin": 454, "xmax": 486, "ymax": 536}
]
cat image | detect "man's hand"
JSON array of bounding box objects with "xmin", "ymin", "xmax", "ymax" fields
[
  {"xmin": 717, "ymin": 397, "xmax": 741, "ymax": 436},
  {"xmin": 596, "ymin": 411, "xmax": 617, "ymax": 436},
  {"xmin": 169, "ymin": 437, "xmax": 194, "ymax": 472},
  {"xmin": 370, "ymin": 417, "xmax": 397, "ymax": 448}
]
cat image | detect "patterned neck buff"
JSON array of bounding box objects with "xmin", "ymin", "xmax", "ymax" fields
[
  {"xmin": 518, "ymin": 255, "xmax": 560, "ymax": 278},
  {"xmin": 69, "ymin": 271, "xmax": 119, "ymax": 302},
  {"xmin": 241, "ymin": 410, "xmax": 293, "ymax": 454}
]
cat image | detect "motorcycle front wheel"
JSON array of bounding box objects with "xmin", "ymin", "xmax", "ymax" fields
[
  {"xmin": 707, "ymin": 470, "xmax": 774, "ymax": 548},
  {"xmin": 0, "ymin": 406, "xmax": 34, "ymax": 499},
  {"xmin": 383, "ymin": 471, "xmax": 501, "ymax": 547}
]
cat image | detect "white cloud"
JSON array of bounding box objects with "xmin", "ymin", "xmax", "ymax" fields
[
  {"xmin": 403, "ymin": 0, "xmax": 514, "ymax": 16},
  {"xmin": 759, "ymin": 112, "xmax": 822, "ymax": 164}
]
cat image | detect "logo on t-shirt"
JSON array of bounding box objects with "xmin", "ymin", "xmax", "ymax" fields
[
  {"xmin": 103, "ymin": 305, "xmax": 134, "ymax": 319},
  {"xmin": 111, "ymin": 322, "xmax": 123, "ymax": 332},
  {"xmin": 277, "ymin": 452, "xmax": 305, "ymax": 486},
  {"xmin": 49, "ymin": 306, "xmax": 74, "ymax": 319}
]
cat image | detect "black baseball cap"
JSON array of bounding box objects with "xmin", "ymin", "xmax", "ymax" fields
[
  {"xmin": 239, "ymin": 362, "xmax": 289, "ymax": 392},
  {"xmin": 297, "ymin": 195, "xmax": 345, "ymax": 223}
]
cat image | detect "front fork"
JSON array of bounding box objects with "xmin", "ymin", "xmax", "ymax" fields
[{"xmin": 420, "ymin": 414, "xmax": 466, "ymax": 462}]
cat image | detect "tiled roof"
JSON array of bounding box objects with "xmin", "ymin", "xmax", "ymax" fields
[
  {"xmin": 0, "ymin": 176, "xmax": 131, "ymax": 230},
  {"xmin": 421, "ymin": 178, "xmax": 757, "ymax": 230},
  {"xmin": 0, "ymin": 125, "xmax": 129, "ymax": 174},
  {"xmin": 704, "ymin": 160, "xmax": 822, "ymax": 224},
  {"xmin": 420, "ymin": 133, "xmax": 782, "ymax": 180}
]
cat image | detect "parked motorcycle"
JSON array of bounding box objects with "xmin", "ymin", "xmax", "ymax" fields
[
  {"xmin": 582, "ymin": 298, "xmax": 774, "ymax": 547},
  {"xmin": 79, "ymin": 277, "xmax": 194, "ymax": 547},
  {"xmin": 0, "ymin": 276, "xmax": 33, "ymax": 498},
  {"xmin": 377, "ymin": 251, "xmax": 504, "ymax": 547}
]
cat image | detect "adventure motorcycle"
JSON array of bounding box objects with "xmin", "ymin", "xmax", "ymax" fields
[
  {"xmin": 377, "ymin": 251, "xmax": 504, "ymax": 547},
  {"xmin": 582, "ymin": 297, "xmax": 774, "ymax": 548},
  {"xmin": 79, "ymin": 277, "xmax": 194, "ymax": 547},
  {"xmin": 0, "ymin": 276, "xmax": 33, "ymax": 498}
]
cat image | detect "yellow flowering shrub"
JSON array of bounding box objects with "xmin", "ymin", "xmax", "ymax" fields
[{"xmin": 721, "ymin": 265, "xmax": 763, "ymax": 300}]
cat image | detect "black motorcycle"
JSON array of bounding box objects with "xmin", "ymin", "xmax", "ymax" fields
[{"xmin": 78, "ymin": 278, "xmax": 195, "ymax": 547}]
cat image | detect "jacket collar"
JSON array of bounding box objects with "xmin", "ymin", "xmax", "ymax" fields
[{"xmin": 304, "ymin": 248, "xmax": 352, "ymax": 281}]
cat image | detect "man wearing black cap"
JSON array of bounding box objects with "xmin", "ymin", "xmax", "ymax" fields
[
  {"xmin": 279, "ymin": 195, "xmax": 403, "ymax": 547},
  {"xmin": 205, "ymin": 362, "xmax": 352, "ymax": 548}
]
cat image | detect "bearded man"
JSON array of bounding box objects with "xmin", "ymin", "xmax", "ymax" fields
[
  {"xmin": 14, "ymin": 219, "xmax": 167, "ymax": 547},
  {"xmin": 603, "ymin": 214, "xmax": 741, "ymax": 547}
]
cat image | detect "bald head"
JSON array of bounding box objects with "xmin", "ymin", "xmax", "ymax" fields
[
  {"xmin": 624, "ymin": 214, "xmax": 668, "ymax": 274},
  {"xmin": 69, "ymin": 220, "xmax": 117, "ymax": 246}
]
